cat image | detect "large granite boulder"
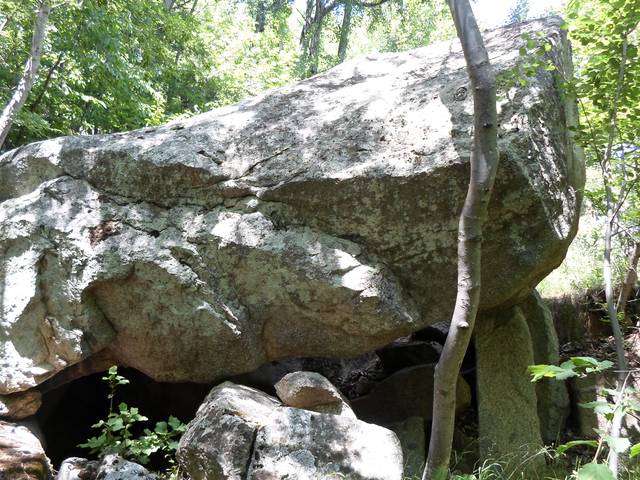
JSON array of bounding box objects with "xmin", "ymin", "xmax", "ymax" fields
[
  {"xmin": 0, "ymin": 17, "xmax": 583, "ymax": 394},
  {"xmin": 176, "ymin": 381, "xmax": 403, "ymax": 480}
]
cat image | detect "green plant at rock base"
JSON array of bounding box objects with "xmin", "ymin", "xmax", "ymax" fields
[
  {"xmin": 529, "ymin": 357, "xmax": 640, "ymax": 479},
  {"xmin": 78, "ymin": 366, "xmax": 186, "ymax": 469}
]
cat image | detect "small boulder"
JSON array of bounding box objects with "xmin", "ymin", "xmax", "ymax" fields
[
  {"xmin": 274, "ymin": 371, "xmax": 354, "ymax": 418},
  {"xmin": 351, "ymin": 364, "xmax": 471, "ymax": 425},
  {"xmin": 94, "ymin": 455, "xmax": 157, "ymax": 480},
  {"xmin": 55, "ymin": 457, "xmax": 98, "ymax": 480},
  {"xmin": 0, "ymin": 390, "xmax": 42, "ymax": 420},
  {"xmin": 0, "ymin": 421, "xmax": 52, "ymax": 480}
]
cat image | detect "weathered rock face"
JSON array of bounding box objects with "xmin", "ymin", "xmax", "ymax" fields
[
  {"xmin": 176, "ymin": 381, "xmax": 403, "ymax": 480},
  {"xmin": 0, "ymin": 17, "xmax": 583, "ymax": 393},
  {"xmin": 0, "ymin": 421, "xmax": 52, "ymax": 480},
  {"xmin": 0, "ymin": 390, "xmax": 42, "ymax": 420}
]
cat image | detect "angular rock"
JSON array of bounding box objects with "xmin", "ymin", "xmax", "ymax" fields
[
  {"xmin": 0, "ymin": 389, "xmax": 42, "ymax": 420},
  {"xmin": 0, "ymin": 18, "xmax": 583, "ymax": 393},
  {"xmin": 0, "ymin": 421, "xmax": 52, "ymax": 480},
  {"xmin": 274, "ymin": 371, "xmax": 354, "ymax": 418},
  {"xmin": 351, "ymin": 364, "xmax": 471, "ymax": 425},
  {"xmin": 387, "ymin": 416, "xmax": 425, "ymax": 480},
  {"xmin": 94, "ymin": 455, "xmax": 157, "ymax": 480},
  {"xmin": 55, "ymin": 457, "xmax": 98, "ymax": 480},
  {"xmin": 520, "ymin": 290, "xmax": 570, "ymax": 444},
  {"xmin": 475, "ymin": 306, "xmax": 543, "ymax": 464},
  {"xmin": 177, "ymin": 382, "xmax": 280, "ymax": 480},
  {"xmin": 247, "ymin": 407, "xmax": 402, "ymax": 480},
  {"xmin": 177, "ymin": 381, "xmax": 402, "ymax": 480}
]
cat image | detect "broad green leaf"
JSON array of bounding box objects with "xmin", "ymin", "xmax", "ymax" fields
[
  {"xmin": 555, "ymin": 439, "xmax": 598, "ymax": 455},
  {"xmin": 604, "ymin": 435, "xmax": 631, "ymax": 453},
  {"xmin": 576, "ymin": 463, "xmax": 615, "ymax": 480},
  {"xmin": 630, "ymin": 443, "xmax": 640, "ymax": 458}
]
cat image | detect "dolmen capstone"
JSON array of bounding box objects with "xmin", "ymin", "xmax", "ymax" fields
[{"xmin": 0, "ymin": 17, "xmax": 582, "ymax": 466}]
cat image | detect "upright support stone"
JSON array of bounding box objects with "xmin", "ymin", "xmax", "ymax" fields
[
  {"xmin": 475, "ymin": 306, "xmax": 543, "ymax": 464},
  {"xmin": 520, "ymin": 290, "xmax": 570, "ymax": 445}
]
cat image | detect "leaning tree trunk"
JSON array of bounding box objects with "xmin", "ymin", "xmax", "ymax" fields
[
  {"xmin": 307, "ymin": 2, "xmax": 325, "ymax": 77},
  {"xmin": 337, "ymin": 0, "xmax": 353, "ymax": 63},
  {"xmin": 422, "ymin": 1, "xmax": 498, "ymax": 479},
  {"xmin": 616, "ymin": 241, "xmax": 640, "ymax": 325},
  {"xmin": 600, "ymin": 30, "xmax": 630, "ymax": 478},
  {"xmin": 0, "ymin": 1, "xmax": 50, "ymax": 150},
  {"xmin": 254, "ymin": 0, "xmax": 268, "ymax": 32}
]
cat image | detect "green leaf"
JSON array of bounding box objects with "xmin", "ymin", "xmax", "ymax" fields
[
  {"xmin": 528, "ymin": 363, "xmax": 577, "ymax": 382},
  {"xmin": 579, "ymin": 401, "xmax": 615, "ymax": 415},
  {"xmin": 604, "ymin": 435, "xmax": 631, "ymax": 453},
  {"xmin": 576, "ymin": 463, "xmax": 615, "ymax": 480},
  {"xmin": 630, "ymin": 443, "xmax": 640, "ymax": 458},
  {"xmin": 555, "ymin": 439, "xmax": 598, "ymax": 455}
]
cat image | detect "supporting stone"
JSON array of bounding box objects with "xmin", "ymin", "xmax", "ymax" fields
[
  {"xmin": 475, "ymin": 305, "xmax": 544, "ymax": 466},
  {"xmin": 520, "ymin": 290, "xmax": 570, "ymax": 445}
]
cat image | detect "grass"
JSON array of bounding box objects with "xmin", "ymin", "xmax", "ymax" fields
[{"xmin": 401, "ymin": 448, "xmax": 640, "ymax": 479}]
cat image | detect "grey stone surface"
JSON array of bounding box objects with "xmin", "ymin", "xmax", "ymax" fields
[
  {"xmin": 388, "ymin": 416, "xmax": 425, "ymax": 480},
  {"xmin": 177, "ymin": 382, "xmax": 280, "ymax": 480},
  {"xmin": 351, "ymin": 363, "xmax": 471, "ymax": 425},
  {"xmin": 248, "ymin": 407, "xmax": 402, "ymax": 480},
  {"xmin": 0, "ymin": 17, "xmax": 583, "ymax": 393},
  {"xmin": 475, "ymin": 306, "xmax": 544, "ymax": 464},
  {"xmin": 0, "ymin": 420, "xmax": 52, "ymax": 480},
  {"xmin": 0, "ymin": 389, "xmax": 42, "ymax": 420},
  {"xmin": 520, "ymin": 290, "xmax": 570, "ymax": 444},
  {"xmin": 94, "ymin": 455, "xmax": 157, "ymax": 480},
  {"xmin": 177, "ymin": 381, "xmax": 402, "ymax": 480}
]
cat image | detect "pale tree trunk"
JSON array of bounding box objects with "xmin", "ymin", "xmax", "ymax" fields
[
  {"xmin": 616, "ymin": 241, "xmax": 640, "ymax": 323},
  {"xmin": 337, "ymin": 0, "xmax": 353, "ymax": 63},
  {"xmin": 423, "ymin": 1, "xmax": 498, "ymax": 479},
  {"xmin": 601, "ymin": 30, "xmax": 630, "ymax": 478},
  {"xmin": 0, "ymin": 1, "xmax": 50, "ymax": 150}
]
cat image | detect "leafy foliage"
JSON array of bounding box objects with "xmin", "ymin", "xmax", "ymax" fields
[{"xmin": 78, "ymin": 366, "xmax": 186, "ymax": 468}]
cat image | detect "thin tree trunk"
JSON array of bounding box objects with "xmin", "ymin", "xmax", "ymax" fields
[
  {"xmin": 29, "ymin": 52, "xmax": 64, "ymax": 113},
  {"xmin": 616, "ymin": 241, "xmax": 640, "ymax": 322},
  {"xmin": 164, "ymin": 0, "xmax": 176, "ymax": 11},
  {"xmin": 255, "ymin": 0, "xmax": 268, "ymax": 32},
  {"xmin": 337, "ymin": 0, "xmax": 353, "ymax": 63},
  {"xmin": 601, "ymin": 31, "xmax": 630, "ymax": 478},
  {"xmin": 307, "ymin": 0, "xmax": 325, "ymax": 76},
  {"xmin": 0, "ymin": 1, "xmax": 50, "ymax": 150},
  {"xmin": 0, "ymin": 14, "xmax": 11, "ymax": 33},
  {"xmin": 423, "ymin": 1, "xmax": 498, "ymax": 478}
]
